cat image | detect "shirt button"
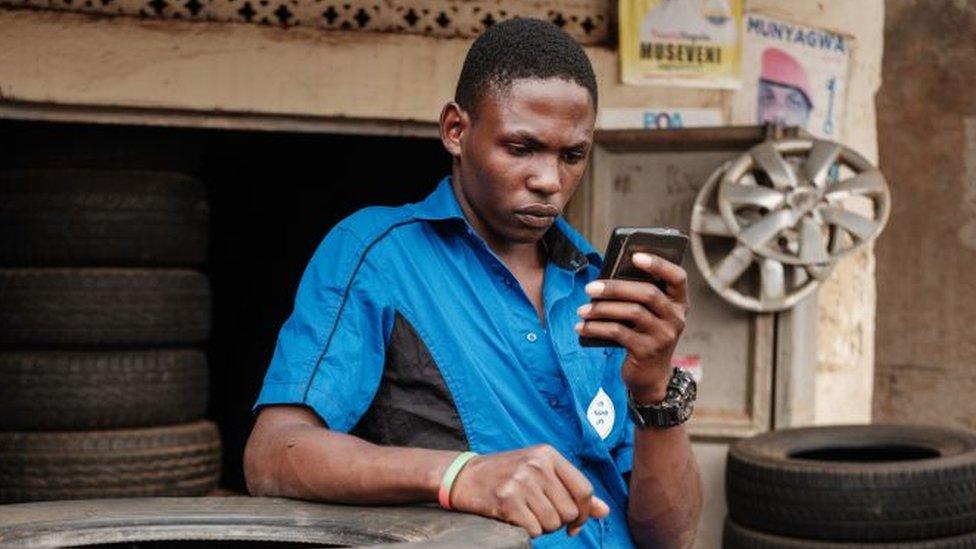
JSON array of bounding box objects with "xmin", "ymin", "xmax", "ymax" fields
[
  {"xmin": 548, "ymin": 397, "xmax": 559, "ymax": 407},
  {"xmin": 526, "ymin": 332, "xmax": 538, "ymax": 342}
]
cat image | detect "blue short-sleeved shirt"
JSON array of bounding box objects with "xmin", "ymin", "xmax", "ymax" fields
[{"xmin": 255, "ymin": 176, "xmax": 635, "ymax": 548}]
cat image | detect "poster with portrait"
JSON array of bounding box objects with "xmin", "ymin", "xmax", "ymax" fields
[
  {"xmin": 731, "ymin": 13, "xmax": 852, "ymax": 139},
  {"xmin": 619, "ymin": 0, "xmax": 743, "ymax": 89}
]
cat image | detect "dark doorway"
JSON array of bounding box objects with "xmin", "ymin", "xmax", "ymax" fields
[{"xmin": 0, "ymin": 119, "xmax": 451, "ymax": 492}]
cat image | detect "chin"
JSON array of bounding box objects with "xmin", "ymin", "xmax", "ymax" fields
[{"xmin": 509, "ymin": 223, "xmax": 551, "ymax": 243}]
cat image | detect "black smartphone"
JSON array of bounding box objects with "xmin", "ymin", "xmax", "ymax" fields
[{"xmin": 579, "ymin": 227, "xmax": 689, "ymax": 348}]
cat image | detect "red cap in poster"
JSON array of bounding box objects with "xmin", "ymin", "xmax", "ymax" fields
[{"xmin": 760, "ymin": 47, "xmax": 813, "ymax": 107}]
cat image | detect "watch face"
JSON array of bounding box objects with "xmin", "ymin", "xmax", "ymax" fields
[{"xmin": 628, "ymin": 369, "xmax": 697, "ymax": 428}]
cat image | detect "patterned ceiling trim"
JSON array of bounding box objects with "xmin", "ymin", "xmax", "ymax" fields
[{"xmin": 0, "ymin": 0, "xmax": 610, "ymax": 44}]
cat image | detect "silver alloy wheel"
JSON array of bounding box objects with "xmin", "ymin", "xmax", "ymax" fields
[
  {"xmin": 718, "ymin": 139, "xmax": 890, "ymax": 266},
  {"xmin": 691, "ymin": 163, "xmax": 832, "ymax": 313},
  {"xmin": 691, "ymin": 139, "xmax": 889, "ymax": 313}
]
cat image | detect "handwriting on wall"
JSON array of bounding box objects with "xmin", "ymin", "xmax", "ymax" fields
[{"xmin": 608, "ymin": 154, "xmax": 726, "ymax": 231}]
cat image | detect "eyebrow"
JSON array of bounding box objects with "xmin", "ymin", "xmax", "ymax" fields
[{"xmin": 505, "ymin": 130, "xmax": 590, "ymax": 150}]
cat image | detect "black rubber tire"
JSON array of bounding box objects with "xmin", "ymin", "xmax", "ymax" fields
[
  {"xmin": 0, "ymin": 269, "xmax": 210, "ymax": 347},
  {"xmin": 0, "ymin": 497, "xmax": 529, "ymax": 547},
  {"xmin": 0, "ymin": 349, "xmax": 208, "ymax": 430},
  {"xmin": 727, "ymin": 424, "xmax": 976, "ymax": 542},
  {"xmin": 0, "ymin": 169, "xmax": 208, "ymax": 267},
  {"xmin": 0, "ymin": 421, "xmax": 221, "ymax": 503},
  {"xmin": 724, "ymin": 518, "xmax": 976, "ymax": 549}
]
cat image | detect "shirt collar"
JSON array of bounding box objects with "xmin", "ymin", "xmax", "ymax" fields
[{"xmin": 413, "ymin": 176, "xmax": 601, "ymax": 273}]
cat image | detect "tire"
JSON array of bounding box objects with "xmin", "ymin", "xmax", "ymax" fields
[
  {"xmin": 0, "ymin": 269, "xmax": 210, "ymax": 347},
  {"xmin": 0, "ymin": 421, "xmax": 221, "ymax": 503},
  {"xmin": 0, "ymin": 169, "xmax": 208, "ymax": 267},
  {"xmin": 0, "ymin": 497, "xmax": 529, "ymax": 548},
  {"xmin": 0, "ymin": 349, "xmax": 208, "ymax": 430},
  {"xmin": 724, "ymin": 518, "xmax": 976, "ymax": 549},
  {"xmin": 727, "ymin": 424, "xmax": 976, "ymax": 542}
]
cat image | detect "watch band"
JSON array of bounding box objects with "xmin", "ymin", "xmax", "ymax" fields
[{"xmin": 627, "ymin": 368, "xmax": 697, "ymax": 429}]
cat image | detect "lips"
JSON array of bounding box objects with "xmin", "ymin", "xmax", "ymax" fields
[
  {"xmin": 514, "ymin": 203, "xmax": 559, "ymax": 229},
  {"xmin": 516, "ymin": 203, "xmax": 560, "ymax": 217}
]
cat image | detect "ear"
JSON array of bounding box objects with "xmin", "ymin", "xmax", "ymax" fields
[{"xmin": 439, "ymin": 102, "xmax": 468, "ymax": 158}]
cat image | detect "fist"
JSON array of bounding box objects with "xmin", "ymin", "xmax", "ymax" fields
[{"xmin": 450, "ymin": 444, "xmax": 611, "ymax": 538}]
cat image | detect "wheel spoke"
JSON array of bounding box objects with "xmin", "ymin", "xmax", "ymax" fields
[
  {"xmin": 825, "ymin": 169, "xmax": 885, "ymax": 199},
  {"xmin": 713, "ymin": 244, "xmax": 753, "ymax": 287},
  {"xmin": 802, "ymin": 140, "xmax": 842, "ymax": 187},
  {"xmin": 806, "ymin": 263, "xmax": 833, "ymax": 281},
  {"xmin": 739, "ymin": 209, "xmax": 797, "ymax": 249},
  {"xmin": 760, "ymin": 258, "xmax": 786, "ymax": 302},
  {"xmin": 751, "ymin": 143, "xmax": 798, "ymax": 190},
  {"xmin": 722, "ymin": 182, "xmax": 787, "ymax": 210},
  {"xmin": 820, "ymin": 206, "xmax": 879, "ymax": 242},
  {"xmin": 800, "ymin": 217, "xmax": 831, "ymax": 264},
  {"xmin": 693, "ymin": 209, "xmax": 734, "ymax": 237},
  {"xmin": 793, "ymin": 265, "xmax": 809, "ymax": 286}
]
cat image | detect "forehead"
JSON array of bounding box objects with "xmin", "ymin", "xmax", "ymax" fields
[{"xmin": 475, "ymin": 78, "xmax": 595, "ymax": 138}]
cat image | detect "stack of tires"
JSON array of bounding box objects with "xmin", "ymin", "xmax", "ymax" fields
[
  {"xmin": 724, "ymin": 424, "xmax": 976, "ymax": 548},
  {"xmin": 0, "ymin": 169, "xmax": 221, "ymax": 503}
]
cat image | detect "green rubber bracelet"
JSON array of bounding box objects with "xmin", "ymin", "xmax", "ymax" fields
[{"xmin": 438, "ymin": 451, "xmax": 478, "ymax": 510}]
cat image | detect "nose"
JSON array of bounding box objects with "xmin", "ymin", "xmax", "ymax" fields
[{"xmin": 526, "ymin": 154, "xmax": 561, "ymax": 196}]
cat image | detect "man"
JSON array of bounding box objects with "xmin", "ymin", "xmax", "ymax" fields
[
  {"xmin": 244, "ymin": 18, "xmax": 702, "ymax": 548},
  {"xmin": 756, "ymin": 47, "xmax": 813, "ymax": 128}
]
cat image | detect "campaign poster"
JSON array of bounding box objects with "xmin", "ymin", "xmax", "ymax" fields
[
  {"xmin": 619, "ymin": 0, "xmax": 744, "ymax": 89},
  {"xmin": 732, "ymin": 13, "xmax": 852, "ymax": 139}
]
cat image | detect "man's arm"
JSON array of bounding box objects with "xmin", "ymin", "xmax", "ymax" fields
[
  {"xmin": 244, "ymin": 405, "xmax": 611, "ymax": 538},
  {"xmin": 575, "ymin": 252, "xmax": 703, "ymax": 547},
  {"xmin": 627, "ymin": 425, "xmax": 702, "ymax": 548},
  {"xmin": 244, "ymin": 405, "xmax": 455, "ymax": 503}
]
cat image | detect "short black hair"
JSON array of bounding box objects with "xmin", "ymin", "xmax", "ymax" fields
[{"xmin": 454, "ymin": 18, "xmax": 598, "ymax": 118}]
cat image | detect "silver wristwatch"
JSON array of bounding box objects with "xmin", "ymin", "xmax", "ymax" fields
[{"xmin": 627, "ymin": 368, "xmax": 697, "ymax": 429}]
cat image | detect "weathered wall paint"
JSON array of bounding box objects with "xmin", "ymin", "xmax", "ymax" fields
[{"xmin": 874, "ymin": 0, "xmax": 976, "ymax": 430}]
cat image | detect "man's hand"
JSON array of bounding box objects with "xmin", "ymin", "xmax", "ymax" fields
[
  {"xmin": 574, "ymin": 252, "xmax": 689, "ymax": 404},
  {"xmin": 450, "ymin": 444, "xmax": 611, "ymax": 538}
]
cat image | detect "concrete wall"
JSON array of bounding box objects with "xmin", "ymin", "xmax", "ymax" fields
[
  {"xmin": 743, "ymin": 1, "xmax": 885, "ymax": 426},
  {"xmin": 874, "ymin": 0, "xmax": 976, "ymax": 430},
  {"xmin": 0, "ymin": 4, "xmax": 888, "ymax": 547},
  {"xmin": 0, "ymin": 0, "xmax": 886, "ymax": 425}
]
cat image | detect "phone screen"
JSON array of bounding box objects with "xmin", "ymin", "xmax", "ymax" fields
[{"xmin": 609, "ymin": 232, "xmax": 687, "ymax": 282}]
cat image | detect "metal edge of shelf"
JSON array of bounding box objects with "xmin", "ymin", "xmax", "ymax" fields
[{"xmin": 0, "ymin": 100, "xmax": 441, "ymax": 138}]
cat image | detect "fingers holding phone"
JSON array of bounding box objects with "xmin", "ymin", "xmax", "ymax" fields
[
  {"xmin": 575, "ymin": 271, "xmax": 686, "ymax": 348},
  {"xmin": 575, "ymin": 227, "xmax": 690, "ymax": 402},
  {"xmin": 578, "ymin": 227, "xmax": 689, "ymax": 348},
  {"xmin": 631, "ymin": 251, "xmax": 689, "ymax": 304}
]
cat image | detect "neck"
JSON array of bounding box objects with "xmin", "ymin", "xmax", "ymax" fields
[{"xmin": 449, "ymin": 173, "xmax": 546, "ymax": 270}]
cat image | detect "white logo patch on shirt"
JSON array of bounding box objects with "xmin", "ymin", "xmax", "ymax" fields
[{"xmin": 587, "ymin": 388, "xmax": 615, "ymax": 440}]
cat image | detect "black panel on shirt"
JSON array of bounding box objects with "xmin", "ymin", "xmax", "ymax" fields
[{"xmin": 351, "ymin": 312, "xmax": 469, "ymax": 451}]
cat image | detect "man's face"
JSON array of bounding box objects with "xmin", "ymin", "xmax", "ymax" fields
[
  {"xmin": 442, "ymin": 78, "xmax": 596, "ymax": 246},
  {"xmin": 757, "ymin": 80, "xmax": 811, "ymax": 128}
]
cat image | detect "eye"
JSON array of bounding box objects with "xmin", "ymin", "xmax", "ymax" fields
[
  {"xmin": 506, "ymin": 144, "xmax": 530, "ymax": 157},
  {"xmin": 787, "ymin": 92, "xmax": 807, "ymax": 110},
  {"xmin": 563, "ymin": 151, "xmax": 585, "ymax": 165}
]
